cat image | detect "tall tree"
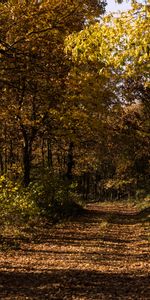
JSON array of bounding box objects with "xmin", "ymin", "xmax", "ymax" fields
[{"xmin": 0, "ymin": 0, "xmax": 106, "ymax": 185}]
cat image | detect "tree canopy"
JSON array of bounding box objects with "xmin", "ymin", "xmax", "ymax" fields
[
  {"xmin": 0, "ymin": 0, "xmax": 149, "ymax": 226},
  {"xmin": 65, "ymin": 1, "xmax": 150, "ymax": 84}
]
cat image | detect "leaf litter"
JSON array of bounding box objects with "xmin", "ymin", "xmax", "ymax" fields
[{"xmin": 0, "ymin": 202, "xmax": 149, "ymax": 299}]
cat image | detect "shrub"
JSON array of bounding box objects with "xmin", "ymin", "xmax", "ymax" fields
[
  {"xmin": 0, "ymin": 173, "xmax": 84, "ymax": 228},
  {"xmin": 30, "ymin": 174, "xmax": 84, "ymax": 219},
  {"xmin": 0, "ymin": 175, "xmax": 40, "ymax": 226}
]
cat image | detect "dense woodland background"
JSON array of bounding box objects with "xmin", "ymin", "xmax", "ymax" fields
[{"xmin": 0, "ymin": 0, "xmax": 149, "ymax": 227}]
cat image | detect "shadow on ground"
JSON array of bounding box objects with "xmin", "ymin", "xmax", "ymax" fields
[
  {"xmin": 0, "ymin": 206, "xmax": 149, "ymax": 249},
  {"xmin": 84, "ymin": 206, "xmax": 150, "ymax": 224},
  {"xmin": 0, "ymin": 204, "xmax": 149, "ymax": 299},
  {"xmin": 0, "ymin": 269, "xmax": 149, "ymax": 300}
]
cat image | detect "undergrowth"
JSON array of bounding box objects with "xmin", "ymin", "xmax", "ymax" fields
[{"xmin": 0, "ymin": 174, "xmax": 84, "ymax": 238}]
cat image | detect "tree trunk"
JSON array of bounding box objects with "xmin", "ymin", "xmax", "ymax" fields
[
  {"xmin": 66, "ymin": 142, "xmax": 74, "ymax": 180},
  {"xmin": 9, "ymin": 140, "xmax": 13, "ymax": 168},
  {"xmin": 41, "ymin": 138, "xmax": 45, "ymax": 167},
  {"xmin": 0, "ymin": 150, "xmax": 4, "ymax": 175},
  {"xmin": 23, "ymin": 138, "xmax": 32, "ymax": 187},
  {"xmin": 47, "ymin": 139, "xmax": 52, "ymax": 169},
  {"xmin": 21, "ymin": 125, "xmax": 36, "ymax": 187}
]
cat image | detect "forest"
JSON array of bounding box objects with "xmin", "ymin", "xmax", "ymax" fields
[
  {"xmin": 0, "ymin": 0, "xmax": 149, "ymax": 225},
  {"xmin": 0, "ymin": 1, "xmax": 150, "ymax": 299}
]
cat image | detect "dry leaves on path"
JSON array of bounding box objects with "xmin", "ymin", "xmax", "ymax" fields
[{"xmin": 0, "ymin": 202, "xmax": 149, "ymax": 299}]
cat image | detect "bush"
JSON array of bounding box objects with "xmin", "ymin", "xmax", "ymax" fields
[
  {"xmin": 0, "ymin": 175, "xmax": 40, "ymax": 226},
  {"xmin": 0, "ymin": 173, "xmax": 84, "ymax": 228},
  {"xmin": 29, "ymin": 174, "xmax": 84, "ymax": 220}
]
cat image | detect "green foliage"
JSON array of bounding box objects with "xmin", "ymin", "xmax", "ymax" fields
[
  {"xmin": 0, "ymin": 175, "xmax": 40, "ymax": 226},
  {"xmin": 65, "ymin": 2, "xmax": 149, "ymax": 86},
  {"xmin": 0, "ymin": 173, "xmax": 84, "ymax": 228},
  {"xmin": 29, "ymin": 172, "xmax": 84, "ymax": 220},
  {"xmin": 102, "ymin": 178, "xmax": 136, "ymax": 199}
]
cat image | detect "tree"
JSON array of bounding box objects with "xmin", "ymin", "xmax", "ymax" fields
[
  {"xmin": 0, "ymin": 0, "xmax": 106, "ymax": 185},
  {"xmin": 65, "ymin": 1, "xmax": 149, "ymax": 85},
  {"xmin": 64, "ymin": 1, "xmax": 150, "ymax": 198}
]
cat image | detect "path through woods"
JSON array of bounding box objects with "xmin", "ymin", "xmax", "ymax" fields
[{"xmin": 0, "ymin": 203, "xmax": 149, "ymax": 299}]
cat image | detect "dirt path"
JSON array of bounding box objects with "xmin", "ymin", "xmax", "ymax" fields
[{"xmin": 0, "ymin": 203, "xmax": 149, "ymax": 299}]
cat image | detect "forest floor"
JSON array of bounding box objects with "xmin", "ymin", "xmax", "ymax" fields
[{"xmin": 0, "ymin": 202, "xmax": 149, "ymax": 299}]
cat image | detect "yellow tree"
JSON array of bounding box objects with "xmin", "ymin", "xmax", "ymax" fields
[
  {"xmin": 64, "ymin": 1, "xmax": 150, "ymax": 197},
  {"xmin": 0, "ymin": 0, "xmax": 106, "ymax": 185},
  {"xmin": 65, "ymin": 1, "xmax": 150, "ymax": 85}
]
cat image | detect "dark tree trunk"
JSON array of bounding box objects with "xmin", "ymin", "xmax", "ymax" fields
[
  {"xmin": 47, "ymin": 139, "xmax": 53, "ymax": 169},
  {"xmin": 23, "ymin": 138, "xmax": 32, "ymax": 187},
  {"xmin": 4, "ymin": 122, "xmax": 7, "ymax": 173},
  {"xmin": 9, "ymin": 140, "xmax": 13, "ymax": 168},
  {"xmin": 41, "ymin": 138, "xmax": 45, "ymax": 167},
  {"xmin": 0, "ymin": 150, "xmax": 4, "ymax": 175},
  {"xmin": 21, "ymin": 124, "xmax": 37, "ymax": 187},
  {"xmin": 66, "ymin": 142, "xmax": 74, "ymax": 180}
]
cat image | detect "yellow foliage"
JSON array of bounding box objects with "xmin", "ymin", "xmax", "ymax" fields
[{"xmin": 65, "ymin": 2, "xmax": 150, "ymax": 85}]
